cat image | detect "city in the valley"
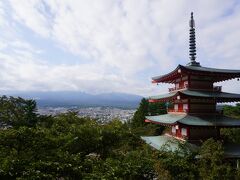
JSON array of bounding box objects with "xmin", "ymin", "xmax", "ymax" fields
[{"xmin": 38, "ymin": 106, "xmax": 136, "ymax": 123}]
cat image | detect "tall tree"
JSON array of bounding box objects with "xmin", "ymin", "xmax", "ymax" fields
[
  {"xmin": 149, "ymin": 101, "xmax": 167, "ymax": 116},
  {"xmin": 0, "ymin": 96, "xmax": 38, "ymax": 127},
  {"xmin": 131, "ymin": 98, "xmax": 149, "ymax": 128},
  {"xmin": 131, "ymin": 98, "xmax": 166, "ymax": 128}
]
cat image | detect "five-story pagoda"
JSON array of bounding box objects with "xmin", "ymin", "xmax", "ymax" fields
[{"xmin": 142, "ymin": 13, "xmax": 240, "ymax": 158}]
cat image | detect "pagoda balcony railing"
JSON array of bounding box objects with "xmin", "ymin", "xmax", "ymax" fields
[
  {"xmin": 168, "ymin": 85, "xmax": 222, "ymax": 92},
  {"xmin": 168, "ymin": 109, "xmax": 188, "ymax": 113},
  {"xmin": 168, "ymin": 109, "xmax": 220, "ymax": 114},
  {"xmin": 168, "ymin": 84, "xmax": 188, "ymax": 92}
]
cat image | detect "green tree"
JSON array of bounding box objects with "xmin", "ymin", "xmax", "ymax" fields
[
  {"xmin": 4, "ymin": 96, "xmax": 240, "ymax": 179},
  {"xmin": 198, "ymin": 138, "xmax": 233, "ymax": 180},
  {"xmin": 149, "ymin": 101, "xmax": 167, "ymax": 116},
  {"xmin": 131, "ymin": 98, "xmax": 149, "ymax": 128},
  {"xmin": 131, "ymin": 98, "xmax": 167, "ymax": 128},
  {"xmin": 131, "ymin": 98, "xmax": 166, "ymax": 137},
  {"xmin": 223, "ymin": 103, "xmax": 240, "ymax": 118},
  {"xmin": 0, "ymin": 96, "xmax": 38, "ymax": 128},
  {"xmin": 155, "ymin": 141, "xmax": 198, "ymax": 180},
  {"xmin": 221, "ymin": 104, "xmax": 240, "ymax": 143}
]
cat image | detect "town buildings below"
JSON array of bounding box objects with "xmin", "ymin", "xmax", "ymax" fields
[{"xmin": 38, "ymin": 106, "xmax": 135, "ymax": 123}]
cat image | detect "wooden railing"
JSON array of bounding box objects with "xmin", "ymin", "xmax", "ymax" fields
[
  {"xmin": 169, "ymin": 85, "xmax": 222, "ymax": 92},
  {"xmin": 168, "ymin": 109, "xmax": 219, "ymax": 114},
  {"xmin": 168, "ymin": 84, "xmax": 188, "ymax": 92},
  {"xmin": 168, "ymin": 109, "xmax": 188, "ymax": 113}
]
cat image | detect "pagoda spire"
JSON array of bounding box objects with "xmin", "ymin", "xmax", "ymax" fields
[{"xmin": 187, "ymin": 12, "xmax": 200, "ymax": 66}]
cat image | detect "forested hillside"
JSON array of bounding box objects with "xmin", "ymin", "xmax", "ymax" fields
[{"xmin": 0, "ymin": 96, "xmax": 239, "ymax": 179}]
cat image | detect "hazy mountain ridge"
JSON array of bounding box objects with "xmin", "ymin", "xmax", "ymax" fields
[{"xmin": 1, "ymin": 91, "xmax": 142, "ymax": 108}]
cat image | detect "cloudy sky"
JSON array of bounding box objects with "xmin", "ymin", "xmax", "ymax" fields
[{"xmin": 0, "ymin": 0, "xmax": 240, "ymax": 96}]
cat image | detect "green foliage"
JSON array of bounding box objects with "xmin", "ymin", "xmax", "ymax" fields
[
  {"xmin": 221, "ymin": 128, "xmax": 240, "ymax": 143},
  {"xmin": 0, "ymin": 96, "xmax": 240, "ymax": 179},
  {"xmin": 0, "ymin": 104, "xmax": 155, "ymax": 179},
  {"xmin": 198, "ymin": 138, "xmax": 233, "ymax": 180},
  {"xmin": 223, "ymin": 103, "xmax": 240, "ymax": 118},
  {"xmin": 131, "ymin": 98, "xmax": 166, "ymax": 139},
  {"xmin": 148, "ymin": 101, "xmax": 167, "ymax": 116},
  {"xmin": 83, "ymin": 148, "xmax": 156, "ymax": 179},
  {"xmin": 155, "ymin": 142, "xmax": 198, "ymax": 180},
  {"xmin": 0, "ymin": 96, "xmax": 38, "ymax": 127},
  {"xmin": 131, "ymin": 98, "xmax": 167, "ymax": 128},
  {"xmin": 131, "ymin": 98, "xmax": 149, "ymax": 128},
  {"xmin": 221, "ymin": 104, "xmax": 240, "ymax": 143}
]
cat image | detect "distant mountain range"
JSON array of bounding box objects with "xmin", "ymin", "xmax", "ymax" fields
[{"xmin": 1, "ymin": 91, "xmax": 142, "ymax": 108}]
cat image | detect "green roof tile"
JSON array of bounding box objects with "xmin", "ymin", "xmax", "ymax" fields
[
  {"xmin": 146, "ymin": 114, "xmax": 186, "ymax": 124},
  {"xmin": 149, "ymin": 91, "xmax": 177, "ymax": 100},
  {"xmin": 141, "ymin": 135, "xmax": 240, "ymax": 158},
  {"xmin": 184, "ymin": 65, "xmax": 240, "ymax": 74},
  {"xmin": 149, "ymin": 90, "xmax": 240, "ymax": 102},
  {"xmin": 141, "ymin": 135, "xmax": 180, "ymax": 151},
  {"xmin": 152, "ymin": 64, "xmax": 240, "ymax": 83},
  {"xmin": 146, "ymin": 114, "xmax": 240, "ymax": 127},
  {"xmin": 182, "ymin": 90, "xmax": 240, "ymax": 99},
  {"xmin": 141, "ymin": 135, "xmax": 198, "ymax": 152}
]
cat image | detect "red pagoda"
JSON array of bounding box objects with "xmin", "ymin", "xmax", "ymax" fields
[{"xmin": 142, "ymin": 13, "xmax": 240, "ymax": 159}]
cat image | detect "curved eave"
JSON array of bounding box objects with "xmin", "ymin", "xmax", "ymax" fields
[
  {"xmin": 181, "ymin": 90, "xmax": 240, "ymax": 103},
  {"xmin": 141, "ymin": 136, "xmax": 240, "ymax": 158},
  {"xmin": 152, "ymin": 64, "xmax": 240, "ymax": 83},
  {"xmin": 178, "ymin": 115, "xmax": 240, "ymax": 127},
  {"xmin": 141, "ymin": 135, "xmax": 181, "ymax": 151},
  {"xmin": 181, "ymin": 66, "xmax": 240, "ymax": 83},
  {"xmin": 145, "ymin": 119, "xmax": 177, "ymax": 126},
  {"xmin": 184, "ymin": 65, "xmax": 240, "ymax": 74},
  {"xmin": 152, "ymin": 65, "xmax": 183, "ymax": 84},
  {"xmin": 148, "ymin": 91, "xmax": 178, "ymax": 103},
  {"xmin": 146, "ymin": 114, "xmax": 240, "ymax": 127},
  {"xmin": 145, "ymin": 114, "xmax": 186, "ymax": 126},
  {"xmin": 149, "ymin": 90, "xmax": 240, "ymax": 103}
]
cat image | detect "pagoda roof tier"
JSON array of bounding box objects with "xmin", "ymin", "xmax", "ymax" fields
[
  {"xmin": 152, "ymin": 65, "xmax": 240, "ymax": 83},
  {"xmin": 149, "ymin": 90, "xmax": 240, "ymax": 103},
  {"xmin": 141, "ymin": 135, "xmax": 188, "ymax": 151},
  {"xmin": 145, "ymin": 114, "xmax": 240, "ymax": 127},
  {"xmin": 141, "ymin": 135, "xmax": 240, "ymax": 158}
]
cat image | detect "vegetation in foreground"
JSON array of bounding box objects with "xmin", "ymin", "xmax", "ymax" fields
[{"xmin": 0, "ymin": 96, "xmax": 239, "ymax": 179}]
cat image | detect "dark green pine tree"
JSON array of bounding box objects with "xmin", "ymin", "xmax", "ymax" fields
[
  {"xmin": 131, "ymin": 98, "xmax": 149, "ymax": 128},
  {"xmin": 148, "ymin": 102, "xmax": 167, "ymax": 116},
  {"xmin": 131, "ymin": 98, "xmax": 167, "ymax": 128}
]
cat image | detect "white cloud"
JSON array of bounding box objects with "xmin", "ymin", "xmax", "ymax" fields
[
  {"xmin": 9, "ymin": 0, "xmax": 51, "ymax": 37},
  {"xmin": 0, "ymin": 0, "xmax": 238, "ymax": 96}
]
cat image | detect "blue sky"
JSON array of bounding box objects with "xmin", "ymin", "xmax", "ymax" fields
[{"xmin": 0, "ymin": 0, "xmax": 240, "ymax": 96}]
